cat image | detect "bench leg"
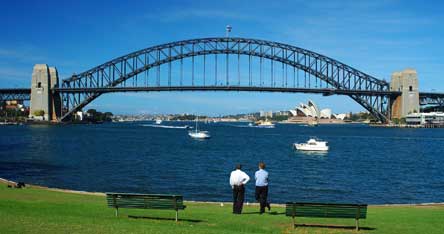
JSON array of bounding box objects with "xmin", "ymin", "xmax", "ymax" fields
[
  {"xmin": 175, "ymin": 210, "xmax": 178, "ymax": 222},
  {"xmin": 115, "ymin": 208, "xmax": 118, "ymax": 217},
  {"xmin": 355, "ymin": 218, "xmax": 359, "ymax": 231}
]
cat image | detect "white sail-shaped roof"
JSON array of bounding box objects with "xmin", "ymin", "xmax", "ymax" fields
[{"xmin": 307, "ymin": 100, "xmax": 320, "ymax": 118}]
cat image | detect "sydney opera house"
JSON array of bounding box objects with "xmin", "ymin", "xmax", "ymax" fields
[{"xmin": 287, "ymin": 100, "xmax": 346, "ymax": 123}]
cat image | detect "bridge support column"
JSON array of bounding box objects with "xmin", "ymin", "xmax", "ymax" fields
[
  {"xmin": 49, "ymin": 67, "xmax": 61, "ymax": 121},
  {"xmin": 29, "ymin": 64, "xmax": 60, "ymax": 121},
  {"xmin": 390, "ymin": 68, "xmax": 420, "ymax": 120}
]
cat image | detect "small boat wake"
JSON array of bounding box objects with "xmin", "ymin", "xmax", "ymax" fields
[
  {"xmin": 222, "ymin": 123, "xmax": 252, "ymax": 128},
  {"xmin": 141, "ymin": 124, "xmax": 192, "ymax": 129},
  {"xmin": 223, "ymin": 123, "xmax": 276, "ymax": 128}
]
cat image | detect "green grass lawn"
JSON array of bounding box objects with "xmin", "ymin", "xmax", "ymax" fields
[{"xmin": 0, "ymin": 184, "xmax": 443, "ymax": 234}]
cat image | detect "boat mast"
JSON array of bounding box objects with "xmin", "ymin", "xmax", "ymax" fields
[{"xmin": 195, "ymin": 116, "xmax": 198, "ymax": 133}]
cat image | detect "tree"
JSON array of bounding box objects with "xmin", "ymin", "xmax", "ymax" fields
[
  {"xmin": 87, "ymin": 109, "xmax": 97, "ymax": 116},
  {"xmin": 33, "ymin": 110, "xmax": 45, "ymax": 116},
  {"xmin": 84, "ymin": 109, "xmax": 113, "ymax": 122}
]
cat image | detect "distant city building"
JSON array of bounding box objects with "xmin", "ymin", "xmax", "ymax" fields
[
  {"xmin": 260, "ymin": 110, "xmax": 273, "ymax": 118},
  {"xmin": 406, "ymin": 112, "xmax": 444, "ymax": 125},
  {"xmin": 275, "ymin": 111, "xmax": 290, "ymax": 116}
]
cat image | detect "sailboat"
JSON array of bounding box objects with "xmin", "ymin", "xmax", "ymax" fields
[{"xmin": 188, "ymin": 116, "xmax": 211, "ymax": 139}]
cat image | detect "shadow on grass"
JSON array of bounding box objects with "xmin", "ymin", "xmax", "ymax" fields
[
  {"xmin": 268, "ymin": 211, "xmax": 285, "ymax": 215},
  {"xmin": 240, "ymin": 211, "xmax": 262, "ymax": 215},
  {"xmin": 128, "ymin": 215, "xmax": 204, "ymax": 223},
  {"xmin": 295, "ymin": 223, "xmax": 376, "ymax": 231},
  {"xmin": 241, "ymin": 211, "xmax": 285, "ymax": 215}
]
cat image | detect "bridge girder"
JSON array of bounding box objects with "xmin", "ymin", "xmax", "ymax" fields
[
  {"xmin": 0, "ymin": 89, "xmax": 31, "ymax": 102},
  {"xmin": 419, "ymin": 93, "xmax": 444, "ymax": 106},
  {"xmin": 59, "ymin": 37, "xmax": 392, "ymax": 122}
]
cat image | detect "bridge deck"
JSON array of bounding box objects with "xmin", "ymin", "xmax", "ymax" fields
[
  {"xmin": 0, "ymin": 88, "xmax": 31, "ymax": 94},
  {"xmin": 54, "ymin": 86, "xmax": 400, "ymax": 96},
  {"xmin": 0, "ymin": 88, "xmax": 31, "ymax": 101}
]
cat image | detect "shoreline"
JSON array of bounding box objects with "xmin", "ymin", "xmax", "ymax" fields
[{"xmin": 2, "ymin": 177, "xmax": 443, "ymax": 207}]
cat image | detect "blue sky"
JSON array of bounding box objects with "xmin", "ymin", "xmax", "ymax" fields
[{"xmin": 1, "ymin": 0, "xmax": 443, "ymax": 115}]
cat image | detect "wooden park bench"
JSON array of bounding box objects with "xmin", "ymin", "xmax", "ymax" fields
[
  {"xmin": 286, "ymin": 202, "xmax": 367, "ymax": 231},
  {"xmin": 106, "ymin": 193, "xmax": 186, "ymax": 222}
]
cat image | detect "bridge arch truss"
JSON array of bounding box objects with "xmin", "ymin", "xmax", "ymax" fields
[{"xmin": 59, "ymin": 37, "xmax": 392, "ymax": 122}]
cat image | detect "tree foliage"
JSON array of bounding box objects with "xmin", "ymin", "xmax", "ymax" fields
[
  {"xmin": 33, "ymin": 110, "xmax": 45, "ymax": 116},
  {"xmin": 84, "ymin": 109, "xmax": 113, "ymax": 122}
]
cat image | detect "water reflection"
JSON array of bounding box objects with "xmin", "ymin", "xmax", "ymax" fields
[{"xmin": 295, "ymin": 150, "xmax": 329, "ymax": 157}]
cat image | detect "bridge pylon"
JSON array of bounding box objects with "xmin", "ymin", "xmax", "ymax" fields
[
  {"xmin": 29, "ymin": 64, "xmax": 61, "ymax": 121},
  {"xmin": 389, "ymin": 68, "xmax": 420, "ymax": 120}
]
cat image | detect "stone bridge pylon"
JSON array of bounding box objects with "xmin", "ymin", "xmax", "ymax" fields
[{"xmin": 28, "ymin": 64, "xmax": 61, "ymax": 121}]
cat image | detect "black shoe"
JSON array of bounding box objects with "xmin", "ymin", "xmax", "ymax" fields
[{"xmin": 267, "ymin": 203, "xmax": 271, "ymax": 211}]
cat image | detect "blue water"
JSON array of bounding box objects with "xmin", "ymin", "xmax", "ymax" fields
[{"xmin": 1, "ymin": 122, "xmax": 444, "ymax": 205}]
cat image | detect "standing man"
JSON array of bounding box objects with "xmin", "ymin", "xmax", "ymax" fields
[
  {"xmin": 229, "ymin": 164, "xmax": 250, "ymax": 214},
  {"xmin": 255, "ymin": 162, "xmax": 270, "ymax": 214}
]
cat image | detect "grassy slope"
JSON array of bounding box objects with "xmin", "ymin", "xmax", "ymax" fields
[{"xmin": 0, "ymin": 185, "xmax": 443, "ymax": 234}]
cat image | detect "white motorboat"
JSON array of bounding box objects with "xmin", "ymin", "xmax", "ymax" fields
[
  {"xmin": 155, "ymin": 119, "xmax": 162, "ymax": 124},
  {"xmin": 294, "ymin": 138, "xmax": 329, "ymax": 151},
  {"xmin": 189, "ymin": 117, "xmax": 211, "ymax": 139}
]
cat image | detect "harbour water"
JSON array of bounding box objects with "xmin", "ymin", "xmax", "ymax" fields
[{"xmin": 1, "ymin": 122, "xmax": 443, "ymax": 204}]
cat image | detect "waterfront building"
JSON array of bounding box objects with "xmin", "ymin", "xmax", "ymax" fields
[
  {"xmin": 75, "ymin": 111, "xmax": 84, "ymax": 121},
  {"xmin": 3, "ymin": 100, "xmax": 24, "ymax": 110},
  {"xmin": 289, "ymin": 100, "xmax": 338, "ymax": 119},
  {"xmin": 320, "ymin": 109, "xmax": 332, "ymax": 119},
  {"xmin": 287, "ymin": 100, "xmax": 346, "ymax": 124},
  {"xmin": 334, "ymin": 113, "xmax": 347, "ymax": 120},
  {"xmin": 405, "ymin": 112, "xmax": 444, "ymax": 125}
]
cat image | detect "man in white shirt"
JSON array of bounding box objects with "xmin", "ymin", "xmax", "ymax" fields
[{"xmin": 229, "ymin": 164, "xmax": 250, "ymax": 214}]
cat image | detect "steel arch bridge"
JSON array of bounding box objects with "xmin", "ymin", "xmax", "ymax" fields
[{"xmin": 57, "ymin": 37, "xmax": 396, "ymax": 122}]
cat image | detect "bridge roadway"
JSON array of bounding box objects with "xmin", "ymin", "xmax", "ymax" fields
[
  {"xmin": 53, "ymin": 86, "xmax": 400, "ymax": 96},
  {"xmin": 0, "ymin": 88, "xmax": 31, "ymax": 101},
  {"xmin": 1, "ymin": 87, "xmax": 444, "ymax": 103}
]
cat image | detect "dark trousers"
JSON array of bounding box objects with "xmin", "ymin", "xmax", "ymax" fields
[
  {"xmin": 255, "ymin": 185, "xmax": 269, "ymax": 213},
  {"xmin": 232, "ymin": 185, "xmax": 245, "ymax": 214}
]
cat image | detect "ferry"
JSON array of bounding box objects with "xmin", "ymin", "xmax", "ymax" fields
[
  {"xmin": 254, "ymin": 119, "xmax": 275, "ymax": 128},
  {"xmin": 155, "ymin": 119, "xmax": 162, "ymax": 125},
  {"xmin": 294, "ymin": 138, "xmax": 329, "ymax": 151}
]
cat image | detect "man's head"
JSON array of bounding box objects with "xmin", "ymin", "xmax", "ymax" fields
[
  {"xmin": 235, "ymin": 164, "xmax": 242, "ymax": 170},
  {"xmin": 259, "ymin": 162, "xmax": 266, "ymax": 169}
]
